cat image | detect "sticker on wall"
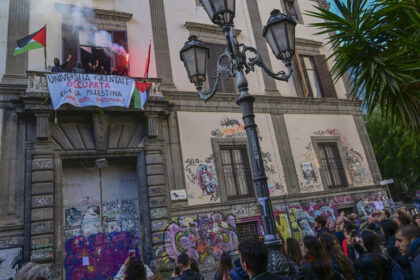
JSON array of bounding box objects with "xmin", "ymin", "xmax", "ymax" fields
[
  {"xmin": 196, "ymin": 164, "xmax": 217, "ymax": 195},
  {"xmin": 170, "ymin": 190, "xmax": 187, "ymax": 201},
  {"xmin": 301, "ymin": 162, "xmax": 317, "ymax": 186}
]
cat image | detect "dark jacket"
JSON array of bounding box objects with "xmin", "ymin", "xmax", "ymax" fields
[
  {"xmin": 51, "ymin": 61, "xmax": 68, "ymax": 73},
  {"xmin": 251, "ymin": 272, "xmax": 288, "ymax": 280},
  {"xmin": 385, "ymin": 235, "xmax": 399, "ymax": 261},
  {"xmin": 288, "ymin": 259, "xmax": 300, "ymax": 280},
  {"xmin": 173, "ymin": 269, "xmax": 202, "ymax": 280},
  {"xmin": 72, "ymin": 67, "xmax": 86, "ymax": 73},
  {"xmin": 298, "ymin": 263, "xmax": 320, "ymax": 280},
  {"xmin": 396, "ymin": 254, "xmax": 413, "ymax": 280},
  {"xmin": 315, "ymin": 227, "xmax": 328, "ymax": 238},
  {"xmin": 230, "ymin": 258, "xmax": 249, "ymax": 280},
  {"xmin": 353, "ymin": 252, "xmax": 391, "ymax": 280},
  {"xmin": 409, "ymin": 237, "xmax": 420, "ymax": 278}
]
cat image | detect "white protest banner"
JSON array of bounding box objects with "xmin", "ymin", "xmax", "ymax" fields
[{"xmin": 47, "ymin": 73, "xmax": 135, "ymax": 110}]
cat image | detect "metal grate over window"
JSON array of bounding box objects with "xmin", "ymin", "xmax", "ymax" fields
[
  {"xmin": 317, "ymin": 142, "xmax": 348, "ymax": 188},
  {"xmin": 236, "ymin": 222, "xmax": 259, "ymax": 240}
]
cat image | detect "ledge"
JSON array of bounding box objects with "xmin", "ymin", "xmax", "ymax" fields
[
  {"xmin": 55, "ymin": 3, "xmax": 133, "ymax": 22},
  {"xmin": 185, "ymin": 21, "xmax": 241, "ymax": 36}
]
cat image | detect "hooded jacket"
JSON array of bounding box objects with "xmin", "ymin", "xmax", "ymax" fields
[
  {"xmin": 409, "ymin": 237, "xmax": 420, "ymax": 278},
  {"xmin": 230, "ymin": 258, "xmax": 249, "ymax": 280}
]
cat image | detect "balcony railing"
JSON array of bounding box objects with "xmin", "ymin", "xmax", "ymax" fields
[{"xmin": 26, "ymin": 71, "xmax": 162, "ymax": 96}]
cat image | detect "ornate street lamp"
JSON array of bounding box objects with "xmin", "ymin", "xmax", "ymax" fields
[{"xmin": 180, "ymin": 1, "xmax": 296, "ymax": 275}]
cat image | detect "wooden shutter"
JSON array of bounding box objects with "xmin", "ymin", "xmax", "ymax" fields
[
  {"xmin": 62, "ymin": 23, "xmax": 79, "ymax": 72},
  {"xmin": 313, "ymin": 55, "xmax": 337, "ymax": 98},
  {"xmin": 291, "ymin": 50, "xmax": 307, "ymax": 97},
  {"xmin": 207, "ymin": 43, "xmax": 236, "ymax": 93}
]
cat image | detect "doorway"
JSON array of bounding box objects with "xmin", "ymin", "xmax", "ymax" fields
[{"xmin": 62, "ymin": 160, "xmax": 141, "ymax": 279}]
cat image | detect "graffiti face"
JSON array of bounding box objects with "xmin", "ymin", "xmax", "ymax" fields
[
  {"xmin": 197, "ymin": 164, "xmax": 217, "ymax": 195},
  {"xmin": 164, "ymin": 214, "xmax": 238, "ymax": 264}
]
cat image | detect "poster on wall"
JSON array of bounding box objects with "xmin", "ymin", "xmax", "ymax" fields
[
  {"xmin": 47, "ymin": 73, "xmax": 135, "ymax": 109},
  {"xmin": 301, "ymin": 162, "xmax": 317, "ymax": 185}
]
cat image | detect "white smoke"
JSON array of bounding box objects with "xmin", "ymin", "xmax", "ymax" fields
[{"xmin": 32, "ymin": 0, "xmax": 127, "ymax": 58}]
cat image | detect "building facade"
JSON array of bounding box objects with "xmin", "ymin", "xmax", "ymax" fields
[{"xmin": 0, "ymin": 0, "xmax": 388, "ymax": 279}]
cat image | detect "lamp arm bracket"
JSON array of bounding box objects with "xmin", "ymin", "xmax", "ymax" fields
[
  {"xmin": 240, "ymin": 44, "xmax": 293, "ymax": 81},
  {"xmin": 196, "ymin": 49, "xmax": 234, "ymax": 102}
]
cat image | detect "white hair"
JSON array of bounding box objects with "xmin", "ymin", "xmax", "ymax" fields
[{"xmin": 14, "ymin": 262, "xmax": 48, "ymax": 280}]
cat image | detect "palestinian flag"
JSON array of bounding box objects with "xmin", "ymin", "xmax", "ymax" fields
[
  {"xmin": 133, "ymin": 42, "xmax": 152, "ymax": 110},
  {"xmin": 133, "ymin": 82, "xmax": 151, "ymax": 110},
  {"xmin": 13, "ymin": 26, "xmax": 46, "ymax": 56}
]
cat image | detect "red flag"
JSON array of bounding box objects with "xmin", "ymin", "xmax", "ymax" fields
[{"xmin": 144, "ymin": 41, "xmax": 151, "ymax": 78}]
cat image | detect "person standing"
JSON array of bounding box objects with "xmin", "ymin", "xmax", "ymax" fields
[
  {"xmin": 171, "ymin": 253, "xmax": 202, "ymax": 280},
  {"xmin": 229, "ymin": 258, "xmax": 249, "ymax": 280},
  {"xmin": 319, "ymin": 233, "xmax": 354, "ymax": 279},
  {"xmin": 350, "ymin": 230, "xmax": 392, "ymax": 280},
  {"xmin": 380, "ymin": 219, "xmax": 399, "ymax": 260},
  {"xmin": 215, "ymin": 252, "xmax": 233, "ymax": 280},
  {"xmin": 51, "ymin": 54, "xmax": 72, "ymax": 72},
  {"xmin": 314, "ymin": 216, "xmax": 328, "ymax": 238},
  {"xmin": 238, "ymin": 238, "xmax": 288, "ymax": 280},
  {"xmin": 298, "ymin": 235, "xmax": 334, "ymax": 280},
  {"xmin": 395, "ymin": 224, "xmax": 420, "ymax": 279},
  {"xmin": 114, "ymin": 256, "xmax": 151, "ymax": 280},
  {"xmin": 394, "ymin": 210, "xmax": 412, "ymax": 228}
]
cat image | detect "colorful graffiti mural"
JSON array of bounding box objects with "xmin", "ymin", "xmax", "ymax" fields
[
  {"xmin": 64, "ymin": 199, "xmax": 141, "ymax": 279},
  {"xmin": 164, "ymin": 213, "xmax": 238, "ymax": 266},
  {"xmin": 196, "ymin": 164, "xmax": 217, "ymax": 195},
  {"xmin": 64, "ymin": 232, "xmax": 136, "ymax": 279}
]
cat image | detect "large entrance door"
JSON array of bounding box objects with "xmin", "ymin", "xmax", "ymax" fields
[{"xmin": 62, "ymin": 162, "xmax": 140, "ymax": 280}]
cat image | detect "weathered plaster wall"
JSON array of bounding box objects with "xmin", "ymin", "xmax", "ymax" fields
[
  {"xmin": 0, "ymin": 0, "xmax": 10, "ymax": 81},
  {"xmin": 177, "ymin": 111, "xmax": 287, "ymax": 206},
  {"xmin": 284, "ymin": 114, "xmax": 372, "ymax": 192},
  {"xmin": 27, "ymin": 0, "xmax": 155, "ymax": 78},
  {"xmin": 0, "ymin": 247, "xmax": 22, "ymax": 279}
]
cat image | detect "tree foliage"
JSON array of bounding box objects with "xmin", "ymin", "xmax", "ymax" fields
[
  {"xmin": 308, "ymin": 0, "xmax": 420, "ymax": 132},
  {"xmin": 365, "ymin": 110, "xmax": 420, "ymax": 199}
]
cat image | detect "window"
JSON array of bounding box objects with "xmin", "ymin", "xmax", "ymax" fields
[
  {"xmin": 284, "ymin": 0, "xmax": 298, "ymax": 20},
  {"xmin": 236, "ymin": 222, "xmax": 259, "ymax": 241},
  {"xmin": 206, "ymin": 42, "xmax": 236, "ymax": 93},
  {"xmin": 281, "ymin": 0, "xmax": 303, "ymax": 23},
  {"xmin": 220, "ymin": 146, "xmax": 253, "ymax": 198},
  {"xmin": 300, "ymin": 55, "xmax": 323, "ymax": 98},
  {"xmin": 78, "ymin": 30, "xmax": 128, "ymax": 74},
  {"xmin": 293, "ymin": 52, "xmax": 338, "ymax": 98},
  {"xmin": 317, "ymin": 142, "xmax": 348, "ymax": 188}
]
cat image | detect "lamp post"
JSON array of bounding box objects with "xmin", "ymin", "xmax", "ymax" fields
[{"xmin": 180, "ymin": 0, "xmax": 296, "ymax": 275}]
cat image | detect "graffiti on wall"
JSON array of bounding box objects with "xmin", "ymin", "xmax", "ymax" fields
[
  {"xmin": 211, "ymin": 117, "xmax": 246, "ymax": 138},
  {"xmin": 184, "ymin": 153, "xmax": 220, "ymax": 201},
  {"xmin": 64, "ymin": 199, "xmax": 140, "ymax": 279},
  {"xmin": 300, "ymin": 143, "xmax": 323, "ymax": 192},
  {"xmin": 164, "ymin": 213, "xmax": 238, "ymax": 267},
  {"xmin": 0, "ymin": 247, "xmax": 22, "ymax": 279},
  {"xmin": 356, "ymin": 192, "xmax": 392, "ymax": 218},
  {"xmin": 64, "ymin": 232, "xmax": 135, "ymax": 279},
  {"xmin": 301, "ymin": 162, "xmax": 318, "ymax": 186},
  {"xmin": 313, "ymin": 129, "xmax": 372, "ymax": 185}
]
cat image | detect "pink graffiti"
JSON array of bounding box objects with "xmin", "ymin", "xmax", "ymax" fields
[
  {"xmin": 164, "ymin": 213, "xmax": 238, "ymax": 263},
  {"xmin": 64, "ymin": 232, "xmax": 134, "ymax": 279}
]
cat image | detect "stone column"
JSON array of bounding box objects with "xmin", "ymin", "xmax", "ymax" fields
[
  {"xmin": 3, "ymin": 0, "xmax": 29, "ymax": 84},
  {"xmin": 143, "ymin": 113, "xmax": 172, "ymax": 272},
  {"xmin": 30, "ymin": 112, "xmax": 54, "ymax": 266}
]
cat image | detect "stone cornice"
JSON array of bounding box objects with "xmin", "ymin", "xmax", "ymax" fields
[
  {"xmin": 55, "ymin": 3, "xmax": 133, "ymax": 23},
  {"xmin": 170, "ymin": 185, "xmax": 387, "ymax": 216},
  {"xmin": 296, "ymin": 37, "xmax": 323, "ymax": 48},
  {"xmin": 184, "ymin": 21, "xmax": 241, "ymax": 36},
  {"xmin": 162, "ymin": 90, "xmax": 363, "ymax": 115}
]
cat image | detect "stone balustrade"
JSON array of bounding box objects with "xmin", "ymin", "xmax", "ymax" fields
[{"xmin": 26, "ymin": 70, "xmax": 162, "ymax": 97}]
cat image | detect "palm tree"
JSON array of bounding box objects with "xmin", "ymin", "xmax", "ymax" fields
[{"xmin": 307, "ymin": 0, "xmax": 420, "ymax": 132}]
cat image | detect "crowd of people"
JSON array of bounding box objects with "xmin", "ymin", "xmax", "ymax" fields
[
  {"xmin": 12, "ymin": 209, "xmax": 420, "ymax": 280},
  {"xmin": 50, "ymin": 55, "xmax": 126, "ymax": 76}
]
